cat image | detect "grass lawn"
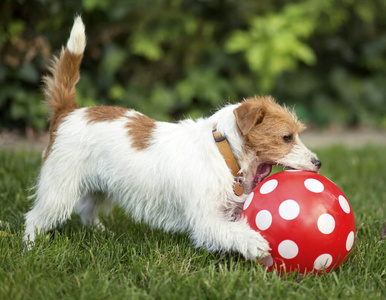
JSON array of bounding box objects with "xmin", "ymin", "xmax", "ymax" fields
[{"xmin": 0, "ymin": 145, "xmax": 385, "ymax": 299}]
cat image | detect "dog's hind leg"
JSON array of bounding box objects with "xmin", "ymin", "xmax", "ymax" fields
[
  {"xmin": 75, "ymin": 192, "xmax": 109, "ymax": 231},
  {"xmin": 23, "ymin": 158, "xmax": 84, "ymax": 247}
]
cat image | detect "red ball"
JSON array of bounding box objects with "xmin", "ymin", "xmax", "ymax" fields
[{"xmin": 241, "ymin": 170, "xmax": 356, "ymax": 274}]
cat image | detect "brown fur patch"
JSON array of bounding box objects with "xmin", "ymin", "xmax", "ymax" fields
[
  {"xmin": 43, "ymin": 49, "xmax": 82, "ymax": 119},
  {"xmin": 234, "ymin": 96, "xmax": 305, "ymax": 161},
  {"xmin": 126, "ymin": 113, "xmax": 156, "ymax": 150},
  {"xmin": 42, "ymin": 49, "xmax": 83, "ymax": 163},
  {"xmin": 85, "ymin": 106, "xmax": 130, "ymax": 123}
]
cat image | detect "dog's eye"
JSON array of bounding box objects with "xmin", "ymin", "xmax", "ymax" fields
[{"xmin": 283, "ymin": 135, "xmax": 293, "ymax": 143}]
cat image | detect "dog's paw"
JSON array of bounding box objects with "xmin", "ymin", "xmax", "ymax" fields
[
  {"xmin": 239, "ymin": 228, "xmax": 271, "ymax": 260},
  {"xmin": 22, "ymin": 237, "xmax": 35, "ymax": 251},
  {"xmin": 94, "ymin": 222, "xmax": 106, "ymax": 232},
  {"xmin": 91, "ymin": 222, "xmax": 116, "ymax": 237}
]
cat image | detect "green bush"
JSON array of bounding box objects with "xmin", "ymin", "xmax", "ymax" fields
[{"xmin": 1, "ymin": 0, "xmax": 386, "ymax": 131}]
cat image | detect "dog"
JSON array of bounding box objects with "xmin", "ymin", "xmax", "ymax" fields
[{"xmin": 23, "ymin": 17, "xmax": 321, "ymax": 260}]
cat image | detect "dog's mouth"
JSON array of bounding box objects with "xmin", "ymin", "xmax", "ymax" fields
[
  {"xmin": 252, "ymin": 163, "xmax": 296, "ymax": 189},
  {"xmin": 253, "ymin": 163, "xmax": 273, "ymax": 187}
]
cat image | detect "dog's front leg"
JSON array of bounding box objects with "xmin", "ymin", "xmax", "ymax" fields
[{"xmin": 190, "ymin": 212, "xmax": 270, "ymax": 260}]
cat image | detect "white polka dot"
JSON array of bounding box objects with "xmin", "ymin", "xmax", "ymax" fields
[
  {"xmin": 255, "ymin": 210, "xmax": 272, "ymax": 231},
  {"xmin": 261, "ymin": 255, "xmax": 274, "ymax": 267},
  {"xmin": 284, "ymin": 169, "xmax": 301, "ymax": 172},
  {"xmin": 339, "ymin": 195, "xmax": 350, "ymax": 214},
  {"xmin": 346, "ymin": 231, "xmax": 355, "ymax": 251},
  {"xmin": 314, "ymin": 254, "xmax": 333, "ymax": 270},
  {"xmin": 260, "ymin": 179, "xmax": 278, "ymax": 194},
  {"xmin": 243, "ymin": 192, "xmax": 254, "ymax": 210},
  {"xmin": 317, "ymin": 214, "xmax": 335, "ymax": 234},
  {"xmin": 279, "ymin": 200, "xmax": 300, "ymax": 220},
  {"xmin": 278, "ymin": 240, "xmax": 299, "ymax": 259},
  {"xmin": 304, "ymin": 178, "xmax": 324, "ymax": 193}
]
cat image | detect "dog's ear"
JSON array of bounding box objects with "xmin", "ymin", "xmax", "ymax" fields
[{"xmin": 234, "ymin": 99, "xmax": 265, "ymax": 135}]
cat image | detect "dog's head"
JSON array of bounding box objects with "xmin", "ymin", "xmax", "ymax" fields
[{"xmin": 234, "ymin": 96, "xmax": 321, "ymax": 189}]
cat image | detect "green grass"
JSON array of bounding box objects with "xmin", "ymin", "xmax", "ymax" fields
[{"xmin": 0, "ymin": 145, "xmax": 385, "ymax": 299}]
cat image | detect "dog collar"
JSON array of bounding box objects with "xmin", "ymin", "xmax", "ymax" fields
[{"xmin": 212, "ymin": 126, "xmax": 244, "ymax": 196}]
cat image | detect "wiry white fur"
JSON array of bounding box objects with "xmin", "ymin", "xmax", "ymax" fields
[
  {"xmin": 24, "ymin": 107, "xmax": 270, "ymax": 259},
  {"xmin": 66, "ymin": 16, "xmax": 85, "ymax": 54},
  {"xmin": 278, "ymin": 135, "xmax": 319, "ymax": 170}
]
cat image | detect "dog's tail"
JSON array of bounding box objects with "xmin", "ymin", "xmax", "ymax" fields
[{"xmin": 43, "ymin": 16, "xmax": 86, "ymax": 123}]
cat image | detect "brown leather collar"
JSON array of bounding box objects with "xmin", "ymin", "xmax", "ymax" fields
[{"xmin": 212, "ymin": 126, "xmax": 244, "ymax": 196}]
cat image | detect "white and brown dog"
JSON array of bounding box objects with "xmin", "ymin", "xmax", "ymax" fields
[{"xmin": 24, "ymin": 17, "xmax": 321, "ymax": 259}]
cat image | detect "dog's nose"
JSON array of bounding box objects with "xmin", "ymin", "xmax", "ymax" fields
[{"xmin": 312, "ymin": 158, "xmax": 322, "ymax": 169}]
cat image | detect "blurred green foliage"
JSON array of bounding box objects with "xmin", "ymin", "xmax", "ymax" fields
[{"xmin": 1, "ymin": 0, "xmax": 386, "ymax": 131}]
